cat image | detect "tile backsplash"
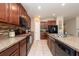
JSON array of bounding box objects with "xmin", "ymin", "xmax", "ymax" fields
[{"xmin": 0, "ymin": 22, "xmax": 26, "ymax": 37}]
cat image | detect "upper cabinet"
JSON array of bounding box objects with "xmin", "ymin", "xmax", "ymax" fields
[
  {"xmin": 19, "ymin": 4, "xmax": 31, "ymax": 28},
  {"xmin": 19, "ymin": 4, "xmax": 24, "ymax": 16},
  {"xmin": 9, "ymin": 3, "xmax": 19, "ymax": 25},
  {"xmin": 0, "ymin": 3, "xmax": 31, "ymax": 27},
  {"xmin": 0, "ymin": 3, "xmax": 9, "ymax": 22},
  {"xmin": 25, "ymin": 15, "xmax": 31, "ymax": 28},
  {"xmin": 19, "ymin": 4, "xmax": 27, "ymax": 16},
  {"xmin": 48, "ymin": 20, "xmax": 56, "ymax": 25},
  {"xmin": 41, "ymin": 21, "xmax": 48, "ymax": 29}
]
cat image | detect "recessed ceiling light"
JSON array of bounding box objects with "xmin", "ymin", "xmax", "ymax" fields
[
  {"xmin": 61, "ymin": 3, "xmax": 66, "ymax": 6},
  {"xmin": 38, "ymin": 6, "xmax": 41, "ymax": 10},
  {"xmin": 38, "ymin": 16, "xmax": 40, "ymax": 18}
]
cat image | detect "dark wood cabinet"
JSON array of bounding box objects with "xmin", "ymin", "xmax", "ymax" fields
[
  {"xmin": 20, "ymin": 39, "xmax": 27, "ymax": 56},
  {"xmin": 9, "ymin": 3, "xmax": 19, "ymax": 25},
  {"xmin": 47, "ymin": 36, "xmax": 51, "ymax": 49},
  {"xmin": 48, "ymin": 20, "xmax": 56, "ymax": 25},
  {"xmin": 40, "ymin": 20, "xmax": 56, "ymax": 39},
  {"xmin": 50, "ymin": 38, "xmax": 55, "ymax": 55},
  {"xmin": 19, "ymin": 4, "xmax": 25, "ymax": 16},
  {"xmin": 41, "ymin": 32, "xmax": 47, "ymax": 39},
  {"xmin": 40, "ymin": 21, "xmax": 47, "ymax": 39},
  {"xmin": 0, "ymin": 3, "xmax": 31, "ymax": 26},
  {"xmin": 0, "ymin": 3, "xmax": 9, "ymax": 22},
  {"xmin": 47, "ymin": 36, "xmax": 55, "ymax": 55},
  {"xmin": 10, "ymin": 49, "xmax": 19, "ymax": 56},
  {"xmin": 0, "ymin": 43, "xmax": 19, "ymax": 56},
  {"xmin": 25, "ymin": 15, "xmax": 31, "ymax": 28},
  {"xmin": 0, "ymin": 33, "xmax": 33, "ymax": 56},
  {"xmin": 47, "ymin": 35, "xmax": 69, "ymax": 56},
  {"xmin": 41, "ymin": 21, "xmax": 48, "ymax": 29}
]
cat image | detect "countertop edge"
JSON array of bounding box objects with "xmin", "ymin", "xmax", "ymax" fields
[
  {"xmin": 0, "ymin": 33, "xmax": 31, "ymax": 53},
  {"xmin": 47, "ymin": 33, "xmax": 79, "ymax": 52}
]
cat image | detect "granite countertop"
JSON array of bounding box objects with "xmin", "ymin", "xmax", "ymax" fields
[
  {"xmin": 0, "ymin": 33, "xmax": 31, "ymax": 53},
  {"xmin": 47, "ymin": 34, "xmax": 79, "ymax": 52}
]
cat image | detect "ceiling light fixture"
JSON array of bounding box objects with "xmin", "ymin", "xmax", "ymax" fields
[
  {"xmin": 61, "ymin": 3, "xmax": 66, "ymax": 6},
  {"xmin": 38, "ymin": 16, "xmax": 40, "ymax": 18},
  {"xmin": 38, "ymin": 6, "xmax": 41, "ymax": 10}
]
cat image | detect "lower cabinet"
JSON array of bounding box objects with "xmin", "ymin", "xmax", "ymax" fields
[
  {"xmin": 47, "ymin": 36, "xmax": 55, "ymax": 56},
  {"xmin": 0, "ymin": 43, "xmax": 19, "ymax": 56},
  {"xmin": 47, "ymin": 35, "xmax": 69, "ymax": 56},
  {"xmin": 11, "ymin": 49, "xmax": 19, "ymax": 56},
  {"xmin": 20, "ymin": 39, "xmax": 27, "ymax": 56},
  {"xmin": 0, "ymin": 34, "xmax": 34, "ymax": 56},
  {"xmin": 51, "ymin": 39, "xmax": 55, "ymax": 55},
  {"xmin": 41, "ymin": 32, "xmax": 47, "ymax": 39}
]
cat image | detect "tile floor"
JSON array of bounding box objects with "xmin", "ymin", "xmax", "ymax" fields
[{"xmin": 28, "ymin": 40, "xmax": 52, "ymax": 56}]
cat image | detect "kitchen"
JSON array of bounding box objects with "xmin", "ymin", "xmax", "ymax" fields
[{"xmin": 0, "ymin": 3, "xmax": 79, "ymax": 56}]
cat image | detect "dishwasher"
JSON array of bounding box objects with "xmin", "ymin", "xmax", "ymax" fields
[{"xmin": 55, "ymin": 40, "xmax": 76, "ymax": 56}]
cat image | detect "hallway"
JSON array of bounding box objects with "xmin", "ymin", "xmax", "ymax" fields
[{"xmin": 28, "ymin": 40, "xmax": 52, "ymax": 56}]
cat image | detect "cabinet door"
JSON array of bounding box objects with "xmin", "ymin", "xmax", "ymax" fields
[
  {"xmin": 47, "ymin": 36, "xmax": 51, "ymax": 49},
  {"xmin": 9, "ymin": 3, "xmax": 19, "ymax": 25},
  {"xmin": 19, "ymin": 5, "xmax": 26, "ymax": 16},
  {"xmin": 47, "ymin": 36, "xmax": 49, "ymax": 46},
  {"xmin": 51, "ymin": 39, "xmax": 55, "ymax": 55},
  {"xmin": 20, "ymin": 39, "xmax": 26, "ymax": 56},
  {"xmin": 0, "ymin": 3, "xmax": 9, "ymax": 22},
  {"xmin": 47, "ymin": 36, "xmax": 55, "ymax": 55},
  {"xmin": 41, "ymin": 21, "xmax": 47, "ymax": 29},
  {"xmin": 10, "ymin": 49, "xmax": 19, "ymax": 56},
  {"xmin": 41, "ymin": 32, "xmax": 47, "ymax": 39},
  {"xmin": 25, "ymin": 15, "xmax": 31, "ymax": 28},
  {"xmin": 0, "ymin": 43, "xmax": 19, "ymax": 56},
  {"xmin": 48, "ymin": 20, "xmax": 56, "ymax": 25},
  {"xmin": 19, "ymin": 4, "xmax": 23, "ymax": 16}
]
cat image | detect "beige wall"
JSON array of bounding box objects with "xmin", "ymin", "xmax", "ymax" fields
[
  {"xmin": 64, "ymin": 19, "xmax": 76, "ymax": 36},
  {"xmin": 76, "ymin": 17, "xmax": 79, "ymax": 36},
  {"xmin": 41, "ymin": 18, "xmax": 56, "ymax": 22},
  {"xmin": 31, "ymin": 17, "xmax": 40, "ymax": 40},
  {"xmin": 56, "ymin": 16, "xmax": 64, "ymax": 36},
  {"xmin": 31, "ymin": 18, "xmax": 35, "ymax": 32}
]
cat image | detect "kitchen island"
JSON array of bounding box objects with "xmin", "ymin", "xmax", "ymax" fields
[{"xmin": 47, "ymin": 33, "xmax": 79, "ymax": 56}]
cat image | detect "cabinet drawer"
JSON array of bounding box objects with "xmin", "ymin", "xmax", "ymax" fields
[{"xmin": 0, "ymin": 43, "xmax": 19, "ymax": 56}]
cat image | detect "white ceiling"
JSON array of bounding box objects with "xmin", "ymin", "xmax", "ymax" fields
[{"xmin": 22, "ymin": 3, "xmax": 79, "ymax": 20}]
